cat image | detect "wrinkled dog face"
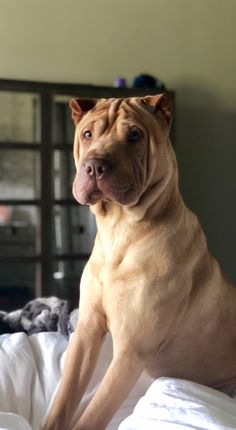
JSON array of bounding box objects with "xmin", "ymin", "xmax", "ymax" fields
[{"xmin": 70, "ymin": 94, "xmax": 172, "ymax": 207}]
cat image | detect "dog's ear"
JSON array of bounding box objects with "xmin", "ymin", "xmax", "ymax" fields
[
  {"xmin": 69, "ymin": 98, "xmax": 97, "ymax": 126},
  {"xmin": 141, "ymin": 93, "xmax": 173, "ymax": 127}
]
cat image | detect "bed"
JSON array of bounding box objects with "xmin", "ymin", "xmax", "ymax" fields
[{"xmin": 0, "ymin": 298, "xmax": 236, "ymax": 430}]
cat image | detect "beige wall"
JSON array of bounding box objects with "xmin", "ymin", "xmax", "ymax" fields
[
  {"xmin": 0, "ymin": 0, "xmax": 236, "ymax": 281},
  {"xmin": 0, "ymin": 0, "xmax": 235, "ymax": 100}
]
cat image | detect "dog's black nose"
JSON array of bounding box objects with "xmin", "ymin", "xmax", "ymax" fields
[{"xmin": 83, "ymin": 158, "xmax": 110, "ymax": 179}]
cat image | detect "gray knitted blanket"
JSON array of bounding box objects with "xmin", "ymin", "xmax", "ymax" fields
[{"xmin": 0, "ymin": 297, "xmax": 78, "ymax": 336}]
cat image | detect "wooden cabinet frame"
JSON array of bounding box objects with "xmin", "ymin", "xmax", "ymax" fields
[{"xmin": 0, "ymin": 79, "xmax": 173, "ymax": 307}]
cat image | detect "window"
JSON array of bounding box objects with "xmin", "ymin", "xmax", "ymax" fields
[{"xmin": 0, "ymin": 80, "xmax": 170, "ymax": 310}]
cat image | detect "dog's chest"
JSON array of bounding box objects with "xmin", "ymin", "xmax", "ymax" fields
[{"xmin": 98, "ymin": 254, "xmax": 178, "ymax": 335}]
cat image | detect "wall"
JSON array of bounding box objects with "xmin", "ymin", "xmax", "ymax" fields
[{"xmin": 0, "ymin": 0, "xmax": 235, "ymax": 282}]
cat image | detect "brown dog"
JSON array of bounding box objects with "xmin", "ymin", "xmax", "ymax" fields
[{"xmin": 43, "ymin": 94, "xmax": 236, "ymax": 430}]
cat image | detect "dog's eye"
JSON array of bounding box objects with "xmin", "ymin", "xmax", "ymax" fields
[
  {"xmin": 83, "ymin": 130, "xmax": 93, "ymax": 140},
  {"xmin": 127, "ymin": 128, "xmax": 143, "ymax": 143}
]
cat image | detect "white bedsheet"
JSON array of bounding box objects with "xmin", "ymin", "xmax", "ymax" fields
[
  {"xmin": 119, "ymin": 378, "xmax": 236, "ymax": 430},
  {"xmin": 0, "ymin": 332, "xmax": 67, "ymax": 430},
  {"xmin": 0, "ymin": 332, "xmax": 236, "ymax": 429}
]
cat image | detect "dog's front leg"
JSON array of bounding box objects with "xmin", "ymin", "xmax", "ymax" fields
[
  {"xmin": 72, "ymin": 348, "xmax": 145, "ymax": 430},
  {"xmin": 42, "ymin": 321, "xmax": 105, "ymax": 430}
]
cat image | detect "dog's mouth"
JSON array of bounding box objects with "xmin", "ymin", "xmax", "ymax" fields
[
  {"xmin": 87, "ymin": 189, "xmax": 103, "ymax": 205},
  {"xmin": 73, "ymin": 178, "xmax": 101, "ymax": 205},
  {"xmin": 73, "ymin": 175, "xmax": 139, "ymax": 206},
  {"xmin": 72, "ymin": 153, "xmax": 145, "ymax": 207}
]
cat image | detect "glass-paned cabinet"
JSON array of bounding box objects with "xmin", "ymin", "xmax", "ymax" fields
[{"xmin": 0, "ymin": 80, "xmax": 170, "ymax": 310}]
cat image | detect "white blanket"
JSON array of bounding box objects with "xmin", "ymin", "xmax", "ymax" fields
[
  {"xmin": 119, "ymin": 378, "xmax": 236, "ymax": 430},
  {"xmin": 0, "ymin": 332, "xmax": 236, "ymax": 430},
  {"xmin": 0, "ymin": 332, "xmax": 66, "ymax": 430}
]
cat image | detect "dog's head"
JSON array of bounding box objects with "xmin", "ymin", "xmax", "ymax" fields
[{"xmin": 70, "ymin": 94, "xmax": 174, "ymax": 207}]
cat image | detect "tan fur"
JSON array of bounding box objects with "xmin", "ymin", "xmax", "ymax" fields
[{"xmin": 43, "ymin": 94, "xmax": 236, "ymax": 430}]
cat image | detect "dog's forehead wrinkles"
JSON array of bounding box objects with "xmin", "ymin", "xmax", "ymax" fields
[
  {"xmin": 107, "ymin": 98, "xmax": 123, "ymax": 123},
  {"xmin": 87, "ymin": 98, "xmax": 138, "ymax": 138},
  {"xmin": 107, "ymin": 98, "xmax": 147, "ymax": 130},
  {"xmin": 99, "ymin": 98, "xmax": 127, "ymax": 135}
]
